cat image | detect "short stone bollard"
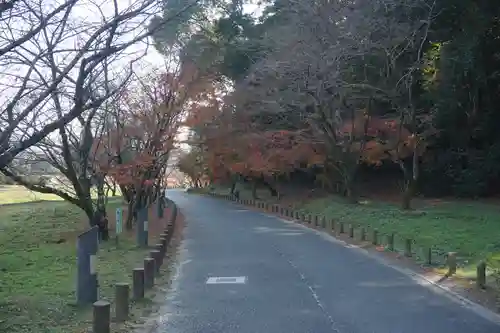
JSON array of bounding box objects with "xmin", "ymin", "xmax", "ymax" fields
[
  {"xmin": 159, "ymin": 236, "xmax": 167, "ymax": 249},
  {"xmin": 360, "ymin": 228, "xmax": 366, "ymax": 241},
  {"xmin": 132, "ymin": 268, "xmax": 145, "ymax": 299},
  {"xmin": 144, "ymin": 257, "xmax": 155, "ymax": 289},
  {"xmin": 93, "ymin": 300, "xmax": 110, "ymax": 333},
  {"xmin": 425, "ymin": 247, "xmax": 432, "ymax": 265},
  {"xmin": 476, "ymin": 261, "xmax": 486, "ymax": 289},
  {"xmin": 150, "ymin": 249, "xmax": 162, "ymax": 274},
  {"xmin": 348, "ymin": 225, "xmax": 354, "ymax": 238},
  {"xmin": 446, "ymin": 252, "xmax": 457, "ymax": 275},
  {"xmin": 115, "ymin": 283, "xmax": 129, "ymax": 322},
  {"xmin": 387, "ymin": 233, "xmax": 394, "ymax": 251},
  {"xmin": 372, "ymin": 229, "xmax": 378, "ymax": 245},
  {"xmin": 155, "ymin": 243, "xmax": 164, "ymax": 265},
  {"xmin": 321, "ymin": 217, "xmax": 326, "ymax": 228},
  {"xmin": 404, "ymin": 239, "xmax": 412, "ymax": 257},
  {"xmin": 314, "ymin": 215, "xmax": 319, "ymax": 227},
  {"xmin": 339, "ymin": 222, "xmax": 345, "ymax": 234}
]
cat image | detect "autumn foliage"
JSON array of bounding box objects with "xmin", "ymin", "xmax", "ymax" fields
[{"xmin": 92, "ymin": 61, "xmax": 214, "ymax": 214}]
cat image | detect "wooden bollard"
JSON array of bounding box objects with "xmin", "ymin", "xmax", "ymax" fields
[
  {"xmin": 330, "ymin": 219, "xmax": 335, "ymax": 231},
  {"xmin": 159, "ymin": 236, "xmax": 167, "ymax": 249},
  {"xmin": 314, "ymin": 215, "xmax": 319, "ymax": 227},
  {"xmin": 360, "ymin": 228, "xmax": 366, "ymax": 241},
  {"xmin": 93, "ymin": 300, "xmax": 110, "ymax": 333},
  {"xmin": 476, "ymin": 261, "xmax": 486, "ymax": 289},
  {"xmin": 372, "ymin": 229, "xmax": 378, "ymax": 245},
  {"xmin": 295, "ymin": 212, "xmax": 300, "ymax": 220},
  {"xmin": 115, "ymin": 283, "xmax": 129, "ymax": 322},
  {"xmin": 321, "ymin": 217, "xmax": 326, "ymax": 228},
  {"xmin": 132, "ymin": 268, "xmax": 145, "ymax": 299},
  {"xmin": 447, "ymin": 252, "xmax": 457, "ymax": 275},
  {"xmin": 144, "ymin": 257, "xmax": 155, "ymax": 289},
  {"xmin": 404, "ymin": 239, "xmax": 412, "ymax": 257},
  {"xmin": 339, "ymin": 222, "xmax": 345, "ymax": 234},
  {"xmin": 155, "ymin": 243, "xmax": 164, "ymax": 265},
  {"xmin": 150, "ymin": 249, "xmax": 162, "ymax": 274},
  {"xmin": 348, "ymin": 225, "xmax": 354, "ymax": 238},
  {"xmin": 387, "ymin": 233, "xmax": 394, "ymax": 251}
]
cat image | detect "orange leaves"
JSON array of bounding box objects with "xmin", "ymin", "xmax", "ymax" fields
[{"xmin": 93, "ymin": 65, "xmax": 212, "ymax": 188}]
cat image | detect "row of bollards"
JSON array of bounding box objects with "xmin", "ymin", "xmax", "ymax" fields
[
  {"xmin": 92, "ymin": 200, "xmax": 177, "ymax": 333},
  {"xmin": 213, "ymin": 192, "xmax": 491, "ymax": 295}
]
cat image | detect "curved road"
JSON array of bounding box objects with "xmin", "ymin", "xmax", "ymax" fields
[{"xmin": 154, "ymin": 191, "xmax": 500, "ymax": 333}]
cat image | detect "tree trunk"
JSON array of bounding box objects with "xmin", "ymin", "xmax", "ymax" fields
[
  {"xmin": 262, "ymin": 178, "xmax": 278, "ymax": 197},
  {"xmin": 84, "ymin": 196, "xmax": 109, "ymax": 242},
  {"xmin": 126, "ymin": 199, "xmax": 135, "ymax": 230},
  {"xmin": 229, "ymin": 179, "xmax": 237, "ymax": 195},
  {"xmin": 251, "ymin": 180, "xmax": 257, "ymax": 199},
  {"xmin": 401, "ymin": 178, "xmax": 415, "ymax": 210},
  {"xmin": 340, "ymin": 165, "xmax": 357, "ymax": 204},
  {"xmin": 401, "ymin": 148, "xmax": 419, "ymax": 210}
]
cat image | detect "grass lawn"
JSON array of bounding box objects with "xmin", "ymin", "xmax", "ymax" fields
[
  {"xmin": 0, "ymin": 185, "xmax": 61, "ymax": 204},
  {"xmin": 0, "ymin": 193, "xmax": 161, "ymax": 333},
  {"xmin": 208, "ymin": 184, "xmax": 500, "ymax": 280},
  {"xmin": 0, "ymin": 185, "xmax": 123, "ymax": 205}
]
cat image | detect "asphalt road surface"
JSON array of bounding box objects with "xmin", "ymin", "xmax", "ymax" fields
[{"xmin": 153, "ymin": 190, "xmax": 500, "ymax": 333}]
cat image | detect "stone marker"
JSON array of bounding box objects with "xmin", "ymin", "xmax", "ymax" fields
[{"xmin": 76, "ymin": 226, "xmax": 99, "ymax": 304}]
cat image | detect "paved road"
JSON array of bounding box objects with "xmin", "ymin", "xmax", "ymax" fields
[{"xmin": 153, "ymin": 191, "xmax": 500, "ymax": 333}]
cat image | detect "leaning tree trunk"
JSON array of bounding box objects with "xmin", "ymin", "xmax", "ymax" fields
[
  {"xmin": 81, "ymin": 192, "xmax": 109, "ymax": 241},
  {"xmin": 125, "ymin": 199, "xmax": 135, "ymax": 230}
]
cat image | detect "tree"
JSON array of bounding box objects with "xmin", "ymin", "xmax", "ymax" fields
[
  {"xmin": 0, "ymin": 0, "xmax": 201, "ymax": 169},
  {"xmin": 96, "ymin": 59, "xmax": 215, "ymax": 228},
  {"xmin": 220, "ymin": 0, "xmax": 437, "ymax": 206}
]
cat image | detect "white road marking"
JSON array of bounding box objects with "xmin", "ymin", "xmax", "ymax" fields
[{"xmin": 206, "ymin": 276, "xmax": 247, "ymax": 284}]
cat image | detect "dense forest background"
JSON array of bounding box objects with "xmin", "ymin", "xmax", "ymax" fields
[{"xmin": 150, "ymin": 0, "xmax": 500, "ymax": 205}]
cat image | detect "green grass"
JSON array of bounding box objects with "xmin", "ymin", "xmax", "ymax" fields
[
  {"xmin": 0, "ymin": 185, "xmax": 61, "ymax": 204},
  {"xmin": 301, "ymin": 198, "xmax": 495, "ymax": 252},
  {"xmin": 0, "ymin": 185, "xmax": 123, "ymax": 205},
  {"xmin": 0, "ymin": 196, "xmax": 156, "ymax": 333}
]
